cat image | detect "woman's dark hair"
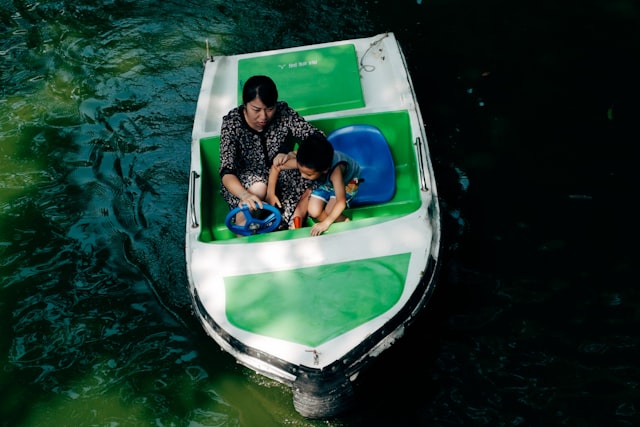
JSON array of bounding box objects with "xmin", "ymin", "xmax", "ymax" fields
[
  {"xmin": 297, "ymin": 133, "xmax": 334, "ymax": 172},
  {"xmin": 242, "ymin": 75, "xmax": 278, "ymax": 107}
]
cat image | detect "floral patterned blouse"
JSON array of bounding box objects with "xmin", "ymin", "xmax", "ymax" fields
[
  {"xmin": 218, "ymin": 101, "xmax": 320, "ymax": 224},
  {"xmin": 219, "ymin": 101, "xmax": 319, "ymax": 182}
]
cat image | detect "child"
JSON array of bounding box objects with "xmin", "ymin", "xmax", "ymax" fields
[{"xmin": 267, "ymin": 133, "xmax": 361, "ymax": 236}]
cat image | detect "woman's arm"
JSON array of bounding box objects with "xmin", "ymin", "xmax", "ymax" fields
[
  {"xmin": 218, "ymin": 115, "xmax": 237, "ymax": 179},
  {"xmin": 219, "ymin": 115, "xmax": 263, "ymax": 208},
  {"xmin": 222, "ymin": 174, "xmax": 263, "ymax": 209}
]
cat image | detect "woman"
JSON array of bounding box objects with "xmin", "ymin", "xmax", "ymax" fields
[{"xmin": 219, "ymin": 75, "xmax": 320, "ymax": 228}]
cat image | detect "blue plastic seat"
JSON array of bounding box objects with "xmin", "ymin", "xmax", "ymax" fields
[{"xmin": 326, "ymin": 124, "xmax": 395, "ymax": 206}]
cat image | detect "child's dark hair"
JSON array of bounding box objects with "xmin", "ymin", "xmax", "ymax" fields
[
  {"xmin": 242, "ymin": 75, "xmax": 278, "ymax": 107},
  {"xmin": 296, "ymin": 133, "xmax": 334, "ymax": 172}
]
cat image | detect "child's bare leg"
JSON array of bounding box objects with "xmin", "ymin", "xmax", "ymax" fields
[
  {"xmin": 308, "ymin": 197, "xmax": 326, "ymax": 222},
  {"xmin": 323, "ymin": 198, "xmax": 348, "ymax": 222}
]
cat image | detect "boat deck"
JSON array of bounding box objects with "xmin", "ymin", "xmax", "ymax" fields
[{"xmin": 223, "ymin": 252, "xmax": 409, "ymax": 346}]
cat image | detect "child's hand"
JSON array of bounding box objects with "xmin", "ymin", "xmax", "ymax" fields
[
  {"xmin": 310, "ymin": 221, "xmax": 330, "ymax": 236},
  {"xmin": 273, "ymin": 153, "xmax": 288, "ymax": 166},
  {"xmin": 266, "ymin": 193, "xmax": 282, "ymax": 208}
]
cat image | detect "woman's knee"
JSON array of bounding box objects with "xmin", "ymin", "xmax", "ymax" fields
[{"xmin": 249, "ymin": 182, "xmax": 267, "ymax": 199}]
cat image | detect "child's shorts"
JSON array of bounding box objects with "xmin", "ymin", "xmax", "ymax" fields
[{"xmin": 310, "ymin": 178, "xmax": 360, "ymax": 207}]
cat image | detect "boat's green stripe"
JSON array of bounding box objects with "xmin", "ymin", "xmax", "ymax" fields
[
  {"xmin": 224, "ymin": 253, "xmax": 410, "ymax": 347},
  {"xmin": 238, "ymin": 44, "xmax": 364, "ymax": 116}
]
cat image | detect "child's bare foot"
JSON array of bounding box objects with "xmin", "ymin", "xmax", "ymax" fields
[{"xmin": 335, "ymin": 214, "xmax": 350, "ymax": 223}]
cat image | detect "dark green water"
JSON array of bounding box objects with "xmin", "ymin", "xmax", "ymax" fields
[{"xmin": 1, "ymin": 0, "xmax": 638, "ymax": 426}]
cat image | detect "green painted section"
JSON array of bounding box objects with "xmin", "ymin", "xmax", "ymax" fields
[
  {"xmin": 238, "ymin": 44, "xmax": 364, "ymax": 116},
  {"xmin": 197, "ymin": 110, "xmax": 421, "ymax": 243},
  {"xmin": 223, "ymin": 253, "xmax": 410, "ymax": 347}
]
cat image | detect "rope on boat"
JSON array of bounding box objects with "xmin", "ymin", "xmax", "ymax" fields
[{"xmin": 359, "ymin": 32, "xmax": 390, "ymax": 72}]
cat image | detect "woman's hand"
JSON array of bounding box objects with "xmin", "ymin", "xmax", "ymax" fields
[{"xmin": 238, "ymin": 191, "xmax": 263, "ymax": 210}]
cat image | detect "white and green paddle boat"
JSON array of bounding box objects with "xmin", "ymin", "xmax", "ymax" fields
[{"xmin": 186, "ymin": 32, "xmax": 441, "ymax": 419}]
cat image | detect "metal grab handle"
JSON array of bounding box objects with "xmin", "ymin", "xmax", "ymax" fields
[
  {"xmin": 415, "ymin": 137, "xmax": 428, "ymax": 191},
  {"xmin": 190, "ymin": 171, "xmax": 200, "ymax": 228}
]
